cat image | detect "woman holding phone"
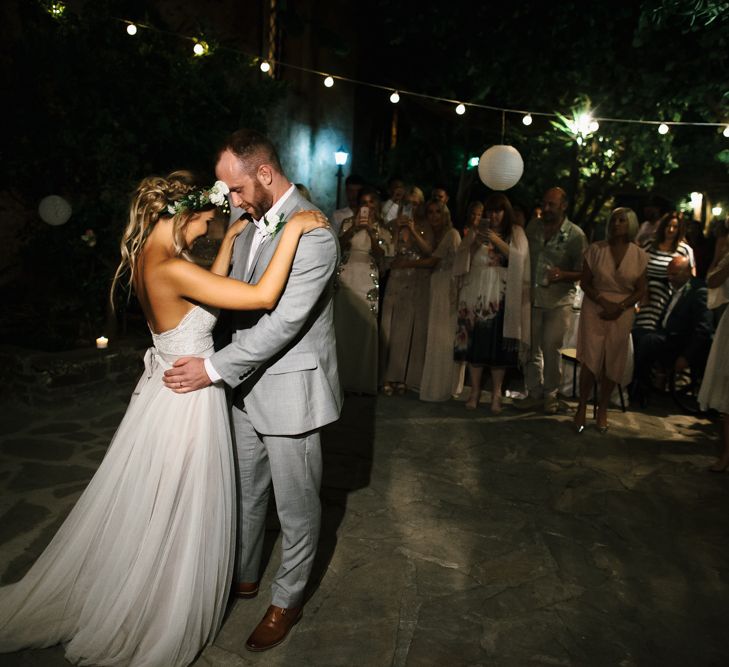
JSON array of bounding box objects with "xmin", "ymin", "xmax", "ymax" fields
[{"xmin": 335, "ymin": 187, "xmax": 393, "ymax": 394}]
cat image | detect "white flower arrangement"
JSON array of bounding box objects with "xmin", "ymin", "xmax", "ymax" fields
[
  {"xmin": 166, "ymin": 181, "xmax": 231, "ymax": 216},
  {"xmin": 261, "ymin": 213, "xmax": 286, "ymax": 238}
]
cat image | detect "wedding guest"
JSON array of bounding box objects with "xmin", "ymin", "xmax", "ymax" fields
[
  {"xmin": 685, "ymin": 219, "xmax": 713, "ymax": 279},
  {"xmin": 698, "ymin": 251, "xmax": 729, "ymax": 471},
  {"xmin": 335, "ymin": 187, "xmax": 393, "ymax": 394},
  {"xmin": 380, "ymin": 195, "xmax": 433, "ymax": 395},
  {"xmin": 635, "ymin": 196, "xmax": 667, "ymax": 246},
  {"xmin": 515, "ymin": 187, "xmax": 587, "ymax": 414},
  {"xmin": 454, "ymin": 193, "xmax": 531, "ymax": 412},
  {"xmin": 574, "ymin": 208, "xmax": 647, "ymax": 433},
  {"xmin": 462, "ymin": 200, "xmax": 484, "ymax": 237},
  {"xmin": 381, "ymin": 177, "xmax": 406, "ymax": 225},
  {"xmin": 707, "ymin": 216, "xmax": 729, "ymax": 325},
  {"xmin": 512, "ymin": 202, "xmax": 528, "ymax": 228},
  {"xmin": 430, "ymin": 185, "xmax": 450, "ymax": 206},
  {"xmin": 633, "ymin": 212, "xmax": 696, "ymax": 339},
  {"xmin": 633, "ymin": 255, "xmax": 713, "ymax": 404},
  {"xmin": 398, "ymin": 201, "xmax": 462, "ymax": 401},
  {"xmin": 332, "ymin": 174, "xmax": 364, "ymax": 234}
]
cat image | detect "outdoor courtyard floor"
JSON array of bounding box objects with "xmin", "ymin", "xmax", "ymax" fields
[{"xmin": 1, "ymin": 378, "xmax": 727, "ymax": 666}]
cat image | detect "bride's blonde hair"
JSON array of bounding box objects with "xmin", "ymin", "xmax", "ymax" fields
[{"xmin": 110, "ymin": 170, "xmax": 202, "ymax": 304}]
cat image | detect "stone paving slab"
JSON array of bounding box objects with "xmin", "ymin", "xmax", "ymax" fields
[{"xmin": 1, "ymin": 384, "xmax": 727, "ymax": 666}]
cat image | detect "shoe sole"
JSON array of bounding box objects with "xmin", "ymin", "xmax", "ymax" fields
[
  {"xmin": 245, "ymin": 611, "xmax": 303, "ymax": 652},
  {"xmin": 233, "ymin": 587, "xmax": 259, "ymax": 599}
]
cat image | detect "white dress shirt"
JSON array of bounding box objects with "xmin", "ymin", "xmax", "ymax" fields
[{"xmin": 205, "ymin": 184, "xmax": 297, "ymax": 383}]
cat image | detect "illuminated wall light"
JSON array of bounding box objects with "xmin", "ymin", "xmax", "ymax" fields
[
  {"xmin": 713, "ymin": 206, "xmax": 723, "ymax": 217},
  {"xmin": 389, "ymin": 91, "xmax": 400, "ymax": 104},
  {"xmin": 455, "ymin": 103, "xmax": 466, "ymax": 115},
  {"xmin": 522, "ymin": 113, "xmax": 533, "ymax": 126},
  {"xmin": 724, "ymin": 126, "xmax": 729, "ymax": 138},
  {"xmin": 126, "ymin": 23, "xmax": 137, "ymax": 36},
  {"xmin": 658, "ymin": 123, "xmax": 669, "ymax": 135},
  {"xmin": 323, "ymin": 75, "xmax": 334, "ymax": 88},
  {"xmin": 260, "ymin": 60, "xmax": 271, "ymax": 73}
]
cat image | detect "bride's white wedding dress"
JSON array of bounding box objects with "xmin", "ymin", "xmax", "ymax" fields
[{"xmin": 0, "ymin": 305, "xmax": 235, "ymax": 667}]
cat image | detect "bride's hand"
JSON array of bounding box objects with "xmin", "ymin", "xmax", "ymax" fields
[
  {"xmin": 226, "ymin": 217, "xmax": 250, "ymax": 238},
  {"xmin": 290, "ymin": 210, "xmax": 330, "ymax": 235}
]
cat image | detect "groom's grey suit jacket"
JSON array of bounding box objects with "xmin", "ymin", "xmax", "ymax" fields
[{"xmin": 210, "ymin": 189, "xmax": 342, "ymax": 436}]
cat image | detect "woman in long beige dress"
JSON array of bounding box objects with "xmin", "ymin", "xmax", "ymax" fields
[
  {"xmin": 393, "ymin": 201, "xmax": 462, "ymax": 402},
  {"xmin": 380, "ymin": 196, "xmax": 433, "ymax": 394},
  {"xmin": 335, "ymin": 187, "xmax": 393, "ymax": 394},
  {"xmin": 575, "ymin": 208, "xmax": 648, "ymax": 432}
]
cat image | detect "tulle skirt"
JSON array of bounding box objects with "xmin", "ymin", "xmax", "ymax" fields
[{"xmin": 0, "ymin": 348, "xmax": 235, "ymax": 667}]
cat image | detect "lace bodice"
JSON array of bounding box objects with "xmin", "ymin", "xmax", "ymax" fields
[{"xmin": 151, "ymin": 305, "xmax": 218, "ymax": 356}]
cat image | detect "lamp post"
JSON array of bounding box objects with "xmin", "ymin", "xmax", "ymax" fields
[{"xmin": 334, "ymin": 146, "xmax": 349, "ymax": 209}]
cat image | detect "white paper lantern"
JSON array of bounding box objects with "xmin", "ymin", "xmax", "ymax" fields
[
  {"xmin": 477, "ymin": 145, "xmax": 524, "ymax": 191},
  {"xmin": 38, "ymin": 195, "xmax": 72, "ymax": 226}
]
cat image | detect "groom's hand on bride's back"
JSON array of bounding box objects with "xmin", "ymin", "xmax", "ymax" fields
[{"xmin": 163, "ymin": 357, "xmax": 212, "ymax": 393}]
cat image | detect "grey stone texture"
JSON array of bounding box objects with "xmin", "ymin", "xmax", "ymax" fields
[{"xmin": 0, "ymin": 373, "xmax": 727, "ymax": 666}]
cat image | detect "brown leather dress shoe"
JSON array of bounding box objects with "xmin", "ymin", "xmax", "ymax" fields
[
  {"xmin": 232, "ymin": 581, "xmax": 259, "ymax": 599},
  {"xmin": 245, "ymin": 604, "xmax": 302, "ymax": 652}
]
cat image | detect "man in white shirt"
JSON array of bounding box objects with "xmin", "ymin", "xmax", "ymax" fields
[
  {"xmin": 380, "ymin": 177, "xmax": 406, "ymax": 225},
  {"xmin": 332, "ymin": 174, "xmax": 364, "ymax": 234}
]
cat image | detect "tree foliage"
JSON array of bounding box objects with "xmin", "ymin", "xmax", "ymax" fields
[
  {"xmin": 2, "ymin": 0, "xmax": 283, "ymax": 348},
  {"xmin": 359, "ymin": 0, "xmax": 728, "ymax": 230}
]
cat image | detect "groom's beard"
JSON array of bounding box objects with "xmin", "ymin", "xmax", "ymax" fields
[{"xmin": 247, "ymin": 181, "xmax": 273, "ymax": 221}]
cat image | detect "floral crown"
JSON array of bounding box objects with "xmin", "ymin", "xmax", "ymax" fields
[{"xmin": 166, "ymin": 180, "xmax": 231, "ymax": 217}]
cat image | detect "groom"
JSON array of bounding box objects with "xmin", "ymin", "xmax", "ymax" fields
[{"xmin": 163, "ymin": 129, "xmax": 342, "ymax": 651}]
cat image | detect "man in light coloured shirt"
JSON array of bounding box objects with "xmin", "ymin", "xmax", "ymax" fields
[
  {"xmin": 380, "ymin": 177, "xmax": 406, "ymax": 225},
  {"xmin": 515, "ymin": 187, "xmax": 587, "ymax": 414},
  {"xmin": 331, "ymin": 173, "xmax": 364, "ymax": 234}
]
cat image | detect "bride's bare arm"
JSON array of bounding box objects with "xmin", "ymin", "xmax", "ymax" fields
[
  {"xmin": 166, "ymin": 210, "xmax": 328, "ymax": 310},
  {"xmin": 210, "ymin": 217, "xmax": 249, "ymax": 276}
]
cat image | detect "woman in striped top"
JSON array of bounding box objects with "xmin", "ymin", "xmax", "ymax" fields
[{"xmin": 633, "ymin": 212, "xmax": 695, "ymax": 334}]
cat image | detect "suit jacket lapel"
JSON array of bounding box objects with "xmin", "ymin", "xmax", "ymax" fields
[
  {"xmin": 232, "ymin": 223, "xmax": 256, "ymax": 282},
  {"xmin": 245, "ymin": 232, "xmax": 272, "ymax": 282}
]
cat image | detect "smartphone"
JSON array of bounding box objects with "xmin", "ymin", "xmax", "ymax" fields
[
  {"xmin": 401, "ymin": 203, "xmax": 413, "ymax": 220},
  {"xmin": 358, "ymin": 206, "xmax": 369, "ymax": 223}
]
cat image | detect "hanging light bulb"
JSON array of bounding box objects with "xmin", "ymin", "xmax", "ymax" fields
[
  {"xmin": 522, "ymin": 113, "xmax": 533, "ymax": 126},
  {"xmin": 455, "ymin": 103, "xmax": 466, "ymax": 115},
  {"xmin": 723, "ymin": 126, "xmax": 729, "ymax": 138},
  {"xmin": 390, "ymin": 91, "xmax": 400, "ymax": 104},
  {"xmin": 260, "ymin": 60, "xmax": 271, "ymax": 73},
  {"xmin": 589, "ymin": 120, "xmax": 600, "ymax": 133},
  {"xmin": 126, "ymin": 23, "xmax": 137, "ymax": 36},
  {"xmin": 323, "ymin": 75, "xmax": 334, "ymax": 88},
  {"xmin": 193, "ymin": 40, "xmax": 209, "ymax": 56},
  {"xmin": 658, "ymin": 123, "xmax": 669, "ymax": 135}
]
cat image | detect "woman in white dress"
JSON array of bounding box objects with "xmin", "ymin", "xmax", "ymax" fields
[
  {"xmin": 453, "ymin": 193, "xmax": 530, "ymax": 413},
  {"xmin": 412, "ymin": 201, "xmax": 462, "ymax": 402},
  {"xmin": 698, "ymin": 250, "xmax": 729, "ymax": 471},
  {"xmin": 335, "ymin": 187, "xmax": 393, "ymax": 394},
  {"xmin": 0, "ymin": 171, "xmax": 327, "ymax": 667}
]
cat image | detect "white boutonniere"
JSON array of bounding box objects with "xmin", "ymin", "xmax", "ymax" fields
[{"xmin": 261, "ymin": 212, "xmax": 286, "ymax": 238}]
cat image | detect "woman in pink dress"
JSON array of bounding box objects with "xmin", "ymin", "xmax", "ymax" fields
[{"xmin": 574, "ymin": 208, "xmax": 648, "ymax": 432}]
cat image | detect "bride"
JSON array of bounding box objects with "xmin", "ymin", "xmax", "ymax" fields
[{"xmin": 0, "ymin": 171, "xmax": 327, "ymax": 666}]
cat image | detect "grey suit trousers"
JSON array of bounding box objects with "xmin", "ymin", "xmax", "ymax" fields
[{"xmin": 232, "ymin": 403, "xmax": 322, "ymax": 608}]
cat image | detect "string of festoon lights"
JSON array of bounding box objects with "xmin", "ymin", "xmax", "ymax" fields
[{"xmin": 110, "ymin": 15, "xmax": 729, "ymax": 141}]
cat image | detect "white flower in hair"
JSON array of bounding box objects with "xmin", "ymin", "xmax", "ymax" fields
[{"xmin": 208, "ymin": 180, "xmax": 229, "ymax": 206}]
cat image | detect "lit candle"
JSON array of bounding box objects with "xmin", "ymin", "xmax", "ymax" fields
[{"xmin": 96, "ymin": 336, "xmax": 109, "ymax": 349}]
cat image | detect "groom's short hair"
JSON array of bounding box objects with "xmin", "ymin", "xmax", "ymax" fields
[{"xmin": 220, "ymin": 129, "xmax": 283, "ymax": 176}]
